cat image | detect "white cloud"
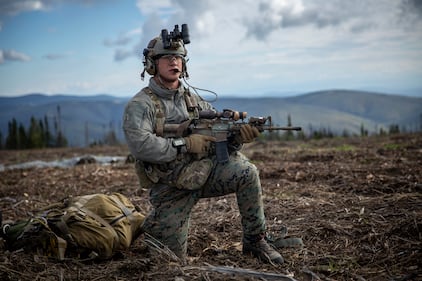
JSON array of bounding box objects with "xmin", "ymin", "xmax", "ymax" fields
[
  {"xmin": 136, "ymin": 0, "xmax": 174, "ymax": 16},
  {"xmin": 0, "ymin": 49, "xmax": 31, "ymax": 64},
  {"xmin": 0, "ymin": 0, "xmax": 52, "ymax": 16},
  {"xmin": 130, "ymin": 0, "xmax": 421, "ymax": 54},
  {"xmin": 2, "ymin": 0, "xmax": 422, "ymax": 97}
]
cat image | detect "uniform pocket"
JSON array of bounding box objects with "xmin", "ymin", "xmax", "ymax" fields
[{"xmin": 176, "ymin": 158, "xmax": 213, "ymax": 190}]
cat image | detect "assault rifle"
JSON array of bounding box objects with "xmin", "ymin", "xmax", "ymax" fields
[{"xmin": 164, "ymin": 109, "xmax": 302, "ymax": 163}]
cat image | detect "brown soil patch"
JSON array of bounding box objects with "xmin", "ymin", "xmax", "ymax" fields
[{"xmin": 1, "ymin": 134, "xmax": 421, "ymax": 280}]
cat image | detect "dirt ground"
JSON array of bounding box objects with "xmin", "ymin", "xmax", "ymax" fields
[{"xmin": 0, "ymin": 133, "xmax": 421, "ymax": 281}]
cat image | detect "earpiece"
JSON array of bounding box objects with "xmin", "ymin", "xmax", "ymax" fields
[{"xmin": 145, "ymin": 57, "xmax": 156, "ymax": 75}]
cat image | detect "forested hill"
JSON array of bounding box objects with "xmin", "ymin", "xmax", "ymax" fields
[{"xmin": 1, "ymin": 90, "xmax": 421, "ymax": 147}]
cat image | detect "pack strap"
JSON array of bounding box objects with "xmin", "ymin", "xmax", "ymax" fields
[{"xmin": 108, "ymin": 195, "xmax": 138, "ymax": 226}]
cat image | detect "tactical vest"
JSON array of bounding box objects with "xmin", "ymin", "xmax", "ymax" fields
[
  {"xmin": 133, "ymin": 87, "xmax": 200, "ymax": 188},
  {"xmin": 142, "ymin": 87, "xmax": 199, "ymax": 137}
]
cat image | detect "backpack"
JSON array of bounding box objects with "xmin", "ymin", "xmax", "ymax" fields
[{"xmin": 1, "ymin": 193, "xmax": 145, "ymax": 260}]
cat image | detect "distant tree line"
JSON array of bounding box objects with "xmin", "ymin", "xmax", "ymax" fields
[
  {"xmin": 0, "ymin": 105, "xmax": 68, "ymax": 149},
  {"xmin": 1, "ymin": 112, "xmax": 421, "ymax": 149},
  {"xmin": 1, "ymin": 114, "xmax": 68, "ymax": 150},
  {"xmin": 0, "ymin": 119, "xmax": 121, "ymax": 150}
]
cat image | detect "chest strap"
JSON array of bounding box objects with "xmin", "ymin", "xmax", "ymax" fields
[
  {"xmin": 184, "ymin": 90, "xmax": 200, "ymax": 120},
  {"xmin": 143, "ymin": 87, "xmax": 199, "ymax": 137},
  {"xmin": 144, "ymin": 88, "xmax": 166, "ymax": 137}
]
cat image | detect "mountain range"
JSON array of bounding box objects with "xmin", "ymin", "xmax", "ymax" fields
[{"xmin": 1, "ymin": 90, "xmax": 421, "ymax": 147}]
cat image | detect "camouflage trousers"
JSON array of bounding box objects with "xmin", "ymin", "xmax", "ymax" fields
[{"xmin": 141, "ymin": 151, "xmax": 266, "ymax": 259}]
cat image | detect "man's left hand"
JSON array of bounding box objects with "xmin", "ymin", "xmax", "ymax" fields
[{"xmin": 238, "ymin": 124, "xmax": 260, "ymax": 143}]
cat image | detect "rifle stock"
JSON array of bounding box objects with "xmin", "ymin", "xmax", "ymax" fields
[{"xmin": 163, "ymin": 119, "xmax": 192, "ymax": 138}]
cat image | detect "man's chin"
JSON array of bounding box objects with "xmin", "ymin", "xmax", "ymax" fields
[{"xmin": 158, "ymin": 74, "xmax": 180, "ymax": 84}]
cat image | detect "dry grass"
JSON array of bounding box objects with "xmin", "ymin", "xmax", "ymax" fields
[{"xmin": 1, "ymin": 134, "xmax": 421, "ymax": 280}]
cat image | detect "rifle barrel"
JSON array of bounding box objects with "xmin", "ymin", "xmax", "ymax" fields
[{"xmin": 266, "ymin": 126, "xmax": 302, "ymax": 131}]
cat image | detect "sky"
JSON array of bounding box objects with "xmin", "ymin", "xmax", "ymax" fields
[{"xmin": 0, "ymin": 0, "xmax": 421, "ymax": 98}]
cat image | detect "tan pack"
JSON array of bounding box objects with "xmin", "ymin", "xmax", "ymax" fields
[
  {"xmin": 2, "ymin": 193, "xmax": 145, "ymax": 260},
  {"xmin": 60, "ymin": 193, "xmax": 145, "ymax": 259}
]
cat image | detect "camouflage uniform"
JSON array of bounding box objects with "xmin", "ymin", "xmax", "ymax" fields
[{"xmin": 123, "ymin": 78, "xmax": 266, "ymax": 259}]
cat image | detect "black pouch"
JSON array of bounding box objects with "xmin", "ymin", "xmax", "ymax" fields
[{"xmin": 135, "ymin": 161, "xmax": 155, "ymax": 189}]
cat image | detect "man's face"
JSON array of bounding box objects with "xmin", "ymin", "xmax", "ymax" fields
[{"xmin": 156, "ymin": 54, "xmax": 183, "ymax": 83}]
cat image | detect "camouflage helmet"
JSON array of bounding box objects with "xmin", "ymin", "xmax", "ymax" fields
[{"xmin": 142, "ymin": 35, "xmax": 188, "ymax": 77}]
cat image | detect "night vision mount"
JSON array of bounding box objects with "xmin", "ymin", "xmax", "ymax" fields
[{"xmin": 161, "ymin": 24, "xmax": 190, "ymax": 49}]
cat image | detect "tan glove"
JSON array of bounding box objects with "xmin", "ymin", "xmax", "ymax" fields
[
  {"xmin": 184, "ymin": 134, "xmax": 216, "ymax": 154},
  {"xmin": 238, "ymin": 124, "xmax": 260, "ymax": 143}
]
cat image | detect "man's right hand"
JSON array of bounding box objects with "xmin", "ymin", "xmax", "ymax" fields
[{"xmin": 184, "ymin": 134, "xmax": 216, "ymax": 154}]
